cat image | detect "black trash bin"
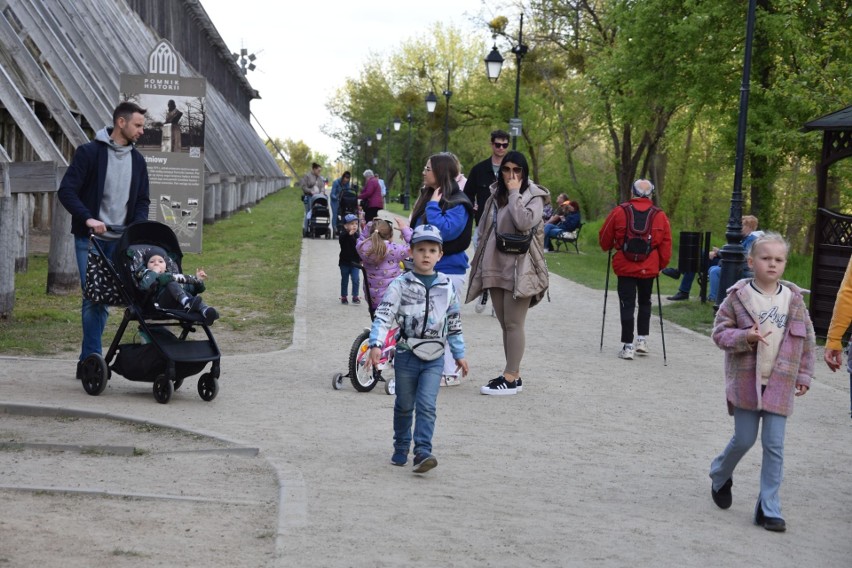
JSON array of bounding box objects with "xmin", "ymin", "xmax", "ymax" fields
[{"xmin": 678, "ymin": 231, "xmax": 702, "ymax": 274}]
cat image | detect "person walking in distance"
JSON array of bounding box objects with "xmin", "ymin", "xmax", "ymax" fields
[
  {"xmin": 466, "ymin": 150, "xmax": 549, "ymax": 395},
  {"xmin": 57, "ymin": 101, "xmax": 151, "ymax": 379},
  {"xmin": 598, "ymin": 179, "xmax": 672, "ymax": 360},
  {"xmin": 708, "ymin": 233, "xmax": 814, "ymax": 532},
  {"xmin": 358, "ymin": 169, "xmax": 384, "ymax": 223},
  {"xmin": 464, "ymin": 129, "xmax": 510, "ymax": 313},
  {"xmin": 299, "ymin": 162, "xmax": 323, "ymax": 214}
]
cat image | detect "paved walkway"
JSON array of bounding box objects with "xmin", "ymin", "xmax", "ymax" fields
[{"xmin": 1, "ymin": 232, "xmax": 851, "ymax": 567}]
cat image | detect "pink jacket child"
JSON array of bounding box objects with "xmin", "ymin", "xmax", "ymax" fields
[
  {"xmin": 356, "ymin": 218, "xmax": 413, "ymax": 317},
  {"xmin": 712, "ymin": 278, "xmax": 814, "ymax": 417}
]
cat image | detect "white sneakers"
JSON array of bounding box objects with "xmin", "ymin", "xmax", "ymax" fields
[
  {"xmin": 442, "ymin": 374, "xmax": 461, "ymax": 387},
  {"xmin": 619, "ymin": 339, "xmax": 649, "ymax": 360},
  {"xmin": 475, "ymin": 291, "xmax": 488, "ymax": 314}
]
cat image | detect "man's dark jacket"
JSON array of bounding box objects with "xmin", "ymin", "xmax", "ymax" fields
[
  {"xmin": 464, "ymin": 157, "xmax": 498, "ymax": 225},
  {"xmin": 58, "ymin": 136, "xmax": 150, "ymax": 238}
]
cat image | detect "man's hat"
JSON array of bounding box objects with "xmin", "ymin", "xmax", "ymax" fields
[{"xmin": 410, "ymin": 224, "xmax": 443, "ymax": 245}]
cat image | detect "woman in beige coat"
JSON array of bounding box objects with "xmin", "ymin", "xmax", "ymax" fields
[{"xmin": 466, "ymin": 151, "xmax": 549, "ymax": 396}]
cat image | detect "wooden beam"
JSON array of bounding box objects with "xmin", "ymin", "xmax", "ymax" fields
[
  {"xmin": 0, "ymin": 62, "xmax": 64, "ymax": 162},
  {"xmin": 0, "ymin": 7, "xmax": 88, "ymax": 147},
  {"xmin": 4, "ymin": 0, "xmax": 111, "ymax": 129}
]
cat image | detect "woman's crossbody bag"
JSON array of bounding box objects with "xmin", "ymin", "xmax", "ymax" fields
[{"xmin": 493, "ymin": 204, "xmax": 538, "ymax": 254}]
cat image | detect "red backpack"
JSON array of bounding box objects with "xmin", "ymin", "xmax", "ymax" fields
[{"xmin": 620, "ymin": 203, "xmax": 660, "ymax": 262}]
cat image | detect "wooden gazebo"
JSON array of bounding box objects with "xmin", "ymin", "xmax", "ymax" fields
[{"xmin": 803, "ymin": 105, "xmax": 852, "ymax": 337}]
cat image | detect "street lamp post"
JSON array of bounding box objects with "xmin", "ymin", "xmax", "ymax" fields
[
  {"xmin": 425, "ymin": 71, "xmax": 453, "ymax": 152},
  {"xmin": 716, "ymin": 0, "xmax": 757, "ymax": 310},
  {"xmin": 483, "ymin": 14, "xmax": 528, "ymax": 150},
  {"xmin": 404, "ymin": 111, "xmax": 413, "ymax": 211},
  {"xmin": 389, "ymin": 117, "xmax": 401, "ymax": 200}
]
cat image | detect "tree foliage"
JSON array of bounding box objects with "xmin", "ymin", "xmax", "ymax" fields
[{"xmin": 325, "ymin": 0, "xmax": 852, "ymax": 251}]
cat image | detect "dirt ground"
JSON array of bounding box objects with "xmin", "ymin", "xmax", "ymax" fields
[{"xmin": 3, "ymin": 230, "xmax": 851, "ymax": 567}]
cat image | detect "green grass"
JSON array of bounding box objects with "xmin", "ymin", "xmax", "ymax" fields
[
  {"xmin": 1, "ymin": 192, "xmax": 815, "ymax": 355},
  {"xmin": 0, "ymin": 189, "xmax": 302, "ymax": 355}
]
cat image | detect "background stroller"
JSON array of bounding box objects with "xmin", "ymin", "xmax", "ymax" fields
[
  {"xmin": 78, "ymin": 221, "xmax": 221, "ymax": 404},
  {"xmin": 336, "ymin": 186, "xmax": 360, "ymax": 237},
  {"xmin": 303, "ymin": 194, "xmax": 332, "ymax": 239}
]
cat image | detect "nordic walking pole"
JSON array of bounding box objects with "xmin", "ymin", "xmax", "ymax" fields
[
  {"xmin": 600, "ymin": 249, "xmax": 612, "ymax": 352},
  {"xmin": 656, "ymin": 276, "xmax": 668, "ymax": 366}
]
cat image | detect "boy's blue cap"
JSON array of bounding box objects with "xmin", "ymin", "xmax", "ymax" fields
[
  {"xmin": 343, "ymin": 214, "xmax": 358, "ymax": 223},
  {"xmin": 411, "ymin": 224, "xmax": 443, "ymax": 245}
]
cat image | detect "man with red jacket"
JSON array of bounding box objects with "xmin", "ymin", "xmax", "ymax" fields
[{"xmin": 598, "ymin": 179, "xmax": 672, "ymax": 360}]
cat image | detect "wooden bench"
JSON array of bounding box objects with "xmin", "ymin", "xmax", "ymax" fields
[{"xmin": 553, "ymin": 222, "xmax": 584, "ymax": 254}]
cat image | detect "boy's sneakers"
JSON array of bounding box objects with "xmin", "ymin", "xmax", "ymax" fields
[
  {"xmin": 352, "ymin": 296, "xmax": 361, "ymax": 305},
  {"xmin": 480, "ymin": 376, "xmax": 518, "ymax": 396},
  {"xmin": 635, "ymin": 338, "xmax": 649, "ymax": 354},
  {"xmin": 391, "ymin": 451, "xmax": 407, "ymax": 466},
  {"xmin": 475, "ymin": 291, "xmax": 489, "ymax": 313},
  {"xmin": 618, "ymin": 344, "xmax": 635, "ymax": 360},
  {"xmin": 412, "ymin": 453, "xmax": 437, "ymax": 473},
  {"xmin": 340, "ymin": 296, "xmax": 348, "ymax": 305}
]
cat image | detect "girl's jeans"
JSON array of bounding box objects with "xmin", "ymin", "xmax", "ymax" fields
[
  {"xmin": 392, "ymin": 350, "xmax": 443, "ymax": 457},
  {"xmin": 339, "ymin": 265, "xmax": 360, "ymax": 297},
  {"xmin": 74, "ymin": 236, "xmax": 117, "ymax": 361},
  {"xmin": 709, "ymin": 407, "xmax": 787, "ymax": 518}
]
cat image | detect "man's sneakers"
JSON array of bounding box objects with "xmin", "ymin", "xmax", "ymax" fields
[
  {"xmin": 480, "ymin": 376, "xmax": 519, "ymax": 396},
  {"xmin": 667, "ymin": 291, "xmax": 689, "ymax": 301},
  {"xmin": 475, "ymin": 291, "xmax": 489, "ymax": 314},
  {"xmin": 635, "ymin": 338, "xmax": 649, "ymax": 354},
  {"xmin": 391, "ymin": 451, "xmax": 407, "ymax": 466},
  {"xmin": 618, "ymin": 344, "xmax": 635, "ymax": 360},
  {"xmin": 661, "ymin": 267, "xmax": 681, "ymax": 279},
  {"xmin": 412, "ymin": 453, "xmax": 438, "ymax": 473}
]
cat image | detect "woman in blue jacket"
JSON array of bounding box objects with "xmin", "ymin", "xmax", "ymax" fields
[{"xmin": 409, "ymin": 153, "xmax": 474, "ymax": 386}]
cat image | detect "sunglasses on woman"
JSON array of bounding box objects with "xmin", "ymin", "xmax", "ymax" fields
[
  {"xmin": 501, "ymin": 166, "xmax": 523, "ymax": 174},
  {"xmin": 492, "ymin": 142, "xmax": 509, "ymax": 149}
]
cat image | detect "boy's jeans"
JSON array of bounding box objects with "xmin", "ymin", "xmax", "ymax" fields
[
  {"xmin": 75, "ymin": 236, "xmax": 117, "ymax": 361},
  {"xmin": 339, "ymin": 265, "xmax": 360, "ymax": 297},
  {"xmin": 392, "ymin": 350, "xmax": 443, "ymax": 457}
]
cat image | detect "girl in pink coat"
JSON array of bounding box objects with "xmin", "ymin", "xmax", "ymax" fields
[
  {"xmin": 357, "ymin": 217, "xmax": 412, "ymax": 319},
  {"xmin": 708, "ymin": 232, "xmax": 814, "ymax": 533}
]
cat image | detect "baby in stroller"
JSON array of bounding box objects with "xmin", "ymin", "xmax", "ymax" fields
[{"xmin": 136, "ymin": 249, "xmax": 219, "ymax": 326}]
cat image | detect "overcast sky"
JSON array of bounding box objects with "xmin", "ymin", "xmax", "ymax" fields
[{"xmin": 200, "ymin": 0, "xmax": 496, "ymax": 160}]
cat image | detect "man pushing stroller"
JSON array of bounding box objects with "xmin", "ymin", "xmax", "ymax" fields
[{"xmin": 136, "ymin": 249, "xmax": 219, "ymax": 326}]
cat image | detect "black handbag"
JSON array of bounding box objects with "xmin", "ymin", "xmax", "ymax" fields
[{"xmin": 492, "ymin": 205, "xmax": 537, "ymax": 254}]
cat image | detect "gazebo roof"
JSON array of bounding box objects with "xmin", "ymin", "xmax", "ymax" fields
[{"xmin": 802, "ymin": 105, "xmax": 852, "ymax": 131}]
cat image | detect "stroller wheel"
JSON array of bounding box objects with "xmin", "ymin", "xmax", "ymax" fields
[
  {"xmin": 332, "ymin": 372, "xmax": 345, "ymax": 390},
  {"xmin": 153, "ymin": 374, "xmax": 173, "ymax": 404},
  {"xmin": 198, "ymin": 373, "xmax": 219, "ymax": 401},
  {"xmin": 385, "ymin": 378, "xmax": 395, "ymax": 396},
  {"xmin": 80, "ymin": 353, "xmax": 110, "ymax": 396}
]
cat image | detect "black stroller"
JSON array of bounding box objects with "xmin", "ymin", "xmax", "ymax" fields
[
  {"xmin": 336, "ymin": 188, "xmax": 360, "ymax": 237},
  {"xmin": 78, "ymin": 221, "xmax": 221, "ymax": 404},
  {"xmin": 303, "ymin": 194, "xmax": 332, "ymax": 239}
]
